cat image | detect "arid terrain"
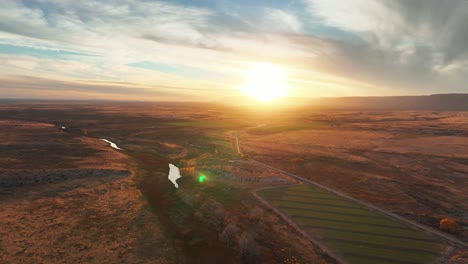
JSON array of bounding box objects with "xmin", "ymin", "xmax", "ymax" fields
[
  {"xmin": 0, "ymin": 101, "xmax": 467, "ymax": 263},
  {"xmin": 242, "ymin": 111, "xmax": 468, "ymax": 236},
  {"xmin": 0, "ymin": 102, "xmax": 333, "ymax": 264},
  {"xmin": 0, "ymin": 119, "xmax": 174, "ymax": 263},
  {"xmin": 241, "ymin": 110, "xmax": 468, "ymax": 263}
]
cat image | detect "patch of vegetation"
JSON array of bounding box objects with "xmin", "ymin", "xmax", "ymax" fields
[
  {"xmin": 247, "ymin": 122, "xmax": 327, "ymax": 135},
  {"xmin": 168, "ymin": 120, "xmax": 246, "ymax": 129},
  {"xmin": 258, "ymin": 185, "xmax": 442, "ymax": 264}
]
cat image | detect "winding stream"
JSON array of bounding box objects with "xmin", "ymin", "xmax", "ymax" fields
[{"xmin": 101, "ymin": 138, "xmax": 122, "ymax": 150}]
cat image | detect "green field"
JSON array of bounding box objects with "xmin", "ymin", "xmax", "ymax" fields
[
  {"xmin": 258, "ymin": 185, "xmax": 442, "ymax": 264},
  {"xmin": 168, "ymin": 120, "xmax": 246, "ymax": 129},
  {"xmin": 247, "ymin": 122, "xmax": 326, "ymax": 135}
]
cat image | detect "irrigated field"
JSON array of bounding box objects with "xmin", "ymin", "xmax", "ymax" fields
[
  {"xmin": 258, "ymin": 184, "xmax": 443, "ymax": 264},
  {"xmin": 246, "ymin": 122, "xmax": 326, "ymax": 135}
]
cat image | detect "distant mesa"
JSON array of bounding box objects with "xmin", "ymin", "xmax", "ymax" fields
[{"xmin": 168, "ymin": 163, "xmax": 182, "ymax": 188}]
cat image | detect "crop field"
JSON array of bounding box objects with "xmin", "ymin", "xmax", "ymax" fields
[
  {"xmin": 258, "ymin": 184, "xmax": 443, "ymax": 264},
  {"xmin": 247, "ymin": 122, "xmax": 326, "ymax": 135},
  {"xmin": 168, "ymin": 120, "xmax": 247, "ymax": 129}
]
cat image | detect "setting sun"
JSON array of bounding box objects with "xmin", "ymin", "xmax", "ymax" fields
[{"xmin": 240, "ymin": 63, "xmax": 289, "ymax": 101}]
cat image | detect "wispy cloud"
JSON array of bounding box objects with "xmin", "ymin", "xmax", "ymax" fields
[
  {"xmin": 262, "ymin": 8, "xmax": 303, "ymax": 33},
  {"xmin": 0, "ymin": 75, "xmax": 217, "ymax": 101}
]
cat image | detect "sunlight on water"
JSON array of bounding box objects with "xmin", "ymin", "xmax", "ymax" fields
[
  {"xmin": 168, "ymin": 163, "xmax": 182, "ymax": 188},
  {"xmin": 100, "ymin": 139, "xmax": 122, "ymax": 150}
]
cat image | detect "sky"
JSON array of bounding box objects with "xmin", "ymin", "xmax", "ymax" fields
[{"xmin": 1, "ymin": 0, "xmax": 468, "ymax": 101}]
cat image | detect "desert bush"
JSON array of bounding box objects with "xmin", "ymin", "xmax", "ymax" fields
[
  {"xmin": 199, "ymin": 199, "xmax": 226, "ymax": 230},
  {"xmin": 238, "ymin": 232, "xmax": 259, "ymax": 264},
  {"xmin": 180, "ymin": 166, "xmax": 196, "ymax": 177},
  {"xmin": 200, "ymin": 199, "xmax": 223, "ymax": 213},
  {"xmin": 220, "ymin": 223, "xmax": 240, "ymax": 247},
  {"xmin": 248, "ymin": 207, "xmax": 264, "ymax": 221},
  {"xmin": 212, "ymin": 207, "xmax": 226, "ymax": 229},
  {"xmin": 292, "ymin": 158, "xmax": 305, "ymax": 165},
  {"xmin": 439, "ymin": 218, "xmax": 459, "ymax": 234},
  {"xmin": 176, "ymin": 190, "xmax": 198, "ymax": 207}
]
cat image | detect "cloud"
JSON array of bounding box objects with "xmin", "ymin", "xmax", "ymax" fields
[
  {"xmin": 0, "ymin": 1, "xmax": 55, "ymax": 41},
  {"xmin": 305, "ymin": 0, "xmax": 396, "ymax": 33},
  {"xmin": 0, "ymin": 0, "xmax": 219, "ymax": 65},
  {"xmin": 0, "ymin": 0, "xmax": 214, "ymax": 44},
  {"xmin": 304, "ymin": 0, "xmax": 468, "ymax": 62},
  {"xmin": 0, "ymin": 75, "xmax": 214, "ymax": 101},
  {"xmin": 0, "ymin": 1, "xmax": 309, "ymax": 82},
  {"xmin": 262, "ymin": 8, "xmax": 303, "ymax": 33},
  {"xmin": 299, "ymin": 0, "xmax": 468, "ymax": 93}
]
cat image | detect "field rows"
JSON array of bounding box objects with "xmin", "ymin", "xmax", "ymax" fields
[{"xmin": 258, "ymin": 184, "xmax": 442, "ymax": 264}]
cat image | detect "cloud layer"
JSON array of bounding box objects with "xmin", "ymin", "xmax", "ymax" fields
[{"xmin": 0, "ymin": 0, "xmax": 467, "ymax": 100}]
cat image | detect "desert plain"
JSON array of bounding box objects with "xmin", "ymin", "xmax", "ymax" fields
[{"xmin": 0, "ymin": 101, "xmax": 467, "ymax": 263}]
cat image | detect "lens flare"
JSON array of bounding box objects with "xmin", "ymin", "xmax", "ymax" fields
[{"xmin": 198, "ymin": 175, "xmax": 207, "ymax": 183}]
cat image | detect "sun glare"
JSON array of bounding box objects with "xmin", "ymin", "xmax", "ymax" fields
[{"xmin": 240, "ymin": 63, "xmax": 289, "ymax": 101}]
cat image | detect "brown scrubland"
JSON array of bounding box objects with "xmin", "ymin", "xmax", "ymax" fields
[
  {"xmin": 0, "ymin": 120, "xmax": 174, "ymax": 263},
  {"xmin": 1, "ymin": 101, "xmax": 467, "ymax": 263}
]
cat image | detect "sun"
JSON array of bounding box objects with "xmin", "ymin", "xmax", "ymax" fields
[{"xmin": 239, "ymin": 63, "xmax": 289, "ymax": 101}]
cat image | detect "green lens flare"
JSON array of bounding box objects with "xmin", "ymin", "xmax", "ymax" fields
[{"xmin": 198, "ymin": 175, "xmax": 207, "ymax": 183}]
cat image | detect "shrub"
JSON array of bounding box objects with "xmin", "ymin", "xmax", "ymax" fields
[
  {"xmin": 292, "ymin": 158, "xmax": 304, "ymax": 165},
  {"xmin": 180, "ymin": 166, "xmax": 196, "ymax": 177},
  {"xmin": 439, "ymin": 218, "xmax": 459, "ymax": 234},
  {"xmin": 200, "ymin": 199, "xmax": 226, "ymax": 230},
  {"xmin": 248, "ymin": 207, "xmax": 264, "ymax": 221},
  {"xmin": 238, "ymin": 232, "xmax": 259, "ymax": 264},
  {"xmin": 220, "ymin": 223, "xmax": 240, "ymax": 247}
]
